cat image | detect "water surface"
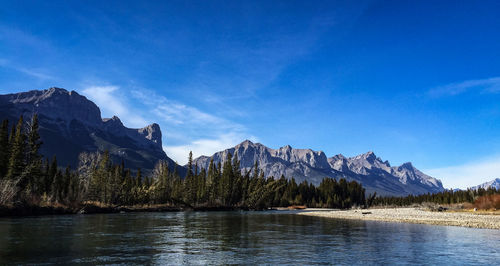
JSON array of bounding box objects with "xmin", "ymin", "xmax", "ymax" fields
[{"xmin": 1, "ymin": 211, "xmax": 499, "ymax": 265}]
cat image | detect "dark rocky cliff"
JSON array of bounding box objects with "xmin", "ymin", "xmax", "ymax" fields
[{"xmin": 0, "ymin": 87, "xmax": 182, "ymax": 174}]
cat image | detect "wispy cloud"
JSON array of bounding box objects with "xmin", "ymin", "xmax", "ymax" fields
[
  {"xmin": 0, "ymin": 58, "xmax": 54, "ymax": 80},
  {"xmin": 132, "ymin": 89, "xmax": 235, "ymax": 127},
  {"xmin": 425, "ymin": 155, "xmax": 500, "ymax": 189},
  {"xmin": 429, "ymin": 77, "xmax": 500, "ymax": 97},
  {"xmin": 79, "ymin": 85, "xmax": 256, "ymax": 164},
  {"xmin": 81, "ymin": 85, "xmax": 148, "ymax": 128},
  {"xmin": 164, "ymin": 133, "xmax": 259, "ymax": 165},
  {"xmin": 133, "ymin": 90, "xmax": 218, "ymax": 122},
  {"xmin": 131, "ymin": 89, "xmax": 254, "ymax": 164}
]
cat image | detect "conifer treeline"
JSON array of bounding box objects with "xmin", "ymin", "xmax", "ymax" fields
[
  {"xmin": 0, "ymin": 116, "xmax": 367, "ymax": 210},
  {"xmin": 0, "ymin": 116, "xmax": 80, "ymax": 205},
  {"xmin": 81, "ymin": 151, "xmax": 368, "ymax": 209},
  {"xmin": 373, "ymin": 187, "xmax": 499, "ymax": 206}
]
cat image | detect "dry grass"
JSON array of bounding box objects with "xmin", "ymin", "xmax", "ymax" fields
[
  {"xmin": 81, "ymin": 201, "xmax": 177, "ymax": 209},
  {"xmin": 287, "ymin": 205, "xmax": 307, "ymax": 210}
]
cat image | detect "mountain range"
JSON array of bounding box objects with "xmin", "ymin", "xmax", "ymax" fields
[
  {"xmin": 469, "ymin": 178, "xmax": 500, "ymax": 191},
  {"xmin": 0, "ymin": 87, "xmax": 180, "ymax": 173},
  {"xmin": 1, "ymin": 87, "xmax": 448, "ymax": 196},
  {"xmin": 192, "ymin": 140, "xmax": 444, "ymax": 196}
]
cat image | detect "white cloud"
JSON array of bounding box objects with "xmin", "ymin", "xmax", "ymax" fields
[
  {"xmin": 131, "ymin": 89, "xmax": 255, "ymax": 164},
  {"xmin": 80, "ymin": 86, "xmax": 256, "ymax": 164},
  {"xmin": 81, "ymin": 85, "xmax": 148, "ymax": 128},
  {"xmin": 131, "ymin": 89, "xmax": 246, "ymax": 132},
  {"xmin": 425, "ymin": 155, "xmax": 500, "ymax": 189},
  {"xmin": 429, "ymin": 77, "xmax": 500, "ymax": 97},
  {"xmin": 164, "ymin": 133, "xmax": 259, "ymax": 165}
]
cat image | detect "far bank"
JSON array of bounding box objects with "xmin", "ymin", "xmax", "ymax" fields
[{"xmin": 298, "ymin": 207, "xmax": 500, "ymax": 229}]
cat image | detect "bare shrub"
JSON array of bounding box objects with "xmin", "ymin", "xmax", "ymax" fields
[
  {"xmin": 474, "ymin": 194, "xmax": 500, "ymax": 210},
  {"xmin": 0, "ymin": 178, "xmax": 20, "ymax": 205},
  {"xmin": 77, "ymin": 151, "xmax": 101, "ymax": 193}
]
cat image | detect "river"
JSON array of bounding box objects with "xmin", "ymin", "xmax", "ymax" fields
[{"xmin": 1, "ymin": 211, "xmax": 499, "ymax": 264}]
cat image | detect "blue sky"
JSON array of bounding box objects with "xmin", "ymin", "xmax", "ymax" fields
[{"xmin": 1, "ymin": 0, "xmax": 500, "ymax": 188}]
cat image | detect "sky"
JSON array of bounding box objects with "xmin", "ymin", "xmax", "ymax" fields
[{"xmin": 1, "ymin": 0, "xmax": 500, "ymax": 189}]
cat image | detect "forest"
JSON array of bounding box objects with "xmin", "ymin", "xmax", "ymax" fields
[
  {"xmin": 0, "ymin": 116, "xmax": 367, "ymax": 211},
  {"xmin": 2, "ymin": 115, "xmax": 498, "ymax": 214}
]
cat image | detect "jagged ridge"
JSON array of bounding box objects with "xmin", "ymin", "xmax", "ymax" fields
[
  {"xmin": 192, "ymin": 140, "xmax": 444, "ymax": 196},
  {"xmin": 470, "ymin": 178, "xmax": 500, "ymax": 191}
]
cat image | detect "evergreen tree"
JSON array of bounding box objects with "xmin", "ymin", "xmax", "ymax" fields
[
  {"xmin": 136, "ymin": 168, "xmax": 142, "ymax": 187},
  {"xmin": 184, "ymin": 151, "xmax": 196, "ymax": 204},
  {"xmin": 47, "ymin": 156, "xmax": 58, "ymax": 193},
  {"xmin": 0, "ymin": 119, "xmax": 9, "ymax": 179},
  {"xmin": 52, "ymin": 170, "xmax": 64, "ymax": 202},
  {"xmin": 207, "ymin": 158, "xmax": 218, "ymax": 204},
  {"xmin": 230, "ymin": 152, "xmax": 242, "ymax": 205},
  {"xmin": 6, "ymin": 116, "xmax": 26, "ymax": 180},
  {"xmin": 220, "ymin": 152, "xmax": 234, "ymax": 205},
  {"xmin": 26, "ymin": 115, "xmax": 43, "ymax": 193}
]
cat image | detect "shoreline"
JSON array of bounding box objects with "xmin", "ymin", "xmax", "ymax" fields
[
  {"xmin": 297, "ymin": 207, "xmax": 500, "ymax": 229},
  {"xmin": 0, "ymin": 204, "xmax": 257, "ymax": 218}
]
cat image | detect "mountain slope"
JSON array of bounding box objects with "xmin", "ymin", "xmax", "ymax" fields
[
  {"xmin": 192, "ymin": 140, "xmax": 444, "ymax": 196},
  {"xmin": 470, "ymin": 178, "xmax": 500, "ymax": 190},
  {"xmin": 0, "ymin": 87, "xmax": 181, "ymax": 173}
]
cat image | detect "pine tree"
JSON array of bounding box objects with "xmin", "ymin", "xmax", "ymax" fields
[
  {"xmin": 186, "ymin": 151, "xmax": 194, "ymax": 178},
  {"xmin": 52, "ymin": 170, "xmax": 63, "ymax": 202},
  {"xmin": 98, "ymin": 151, "xmax": 111, "ymax": 203},
  {"xmin": 136, "ymin": 168, "xmax": 142, "ymax": 187},
  {"xmin": 184, "ymin": 151, "xmax": 196, "ymax": 204},
  {"xmin": 230, "ymin": 152, "xmax": 242, "ymax": 205},
  {"xmin": 220, "ymin": 152, "xmax": 234, "ymax": 205},
  {"xmin": 42, "ymin": 157, "xmax": 51, "ymax": 194},
  {"xmin": 26, "ymin": 114, "xmax": 43, "ymax": 193},
  {"xmin": 0, "ymin": 119, "xmax": 9, "ymax": 179},
  {"xmin": 8, "ymin": 124, "xmax": 15, "ymax": 147},
  {"xmin": 62, "ymin": 166, "xmax": 71, "ymax": 200},
  {"xmin": 207, "ymin": 158, "xmax": 218, "ymax": 204},
  {"xmin": 65, "ymin": 168, "xmax": 80, "ymax": 204},
  {"xmin": 6, "ymin": 116, "xmax": 26, "ymax": 180}
]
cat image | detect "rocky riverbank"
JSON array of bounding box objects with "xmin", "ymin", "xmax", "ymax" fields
[{"xmin": 298, "ymin": 207, "xmax": 500, "ymax": 229}]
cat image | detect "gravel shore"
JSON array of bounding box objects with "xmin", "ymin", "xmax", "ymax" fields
[{"xmin": 298, "ymin": 208, "xmax": 500, "ymax": 229}]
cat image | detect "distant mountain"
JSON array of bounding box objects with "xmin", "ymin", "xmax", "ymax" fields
[
  {"xmin": 470, "ymin": 178, "xmax": 500, "ymax": 191},
  {"xmin": 192, "ymin": 140, "xmax": 444, "ymax": 196},
  {"xmin": 0, "ymin": 87, "xmax": 181, "ymax": 173}
]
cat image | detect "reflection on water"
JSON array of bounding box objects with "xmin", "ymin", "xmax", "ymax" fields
[{"xmin": 1, "ymin": 211, "xmax": 499, "ymax": 264}]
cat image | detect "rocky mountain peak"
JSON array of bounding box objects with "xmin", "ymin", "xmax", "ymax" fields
[
  {"xmin": 1, "ymin": 87, "xmax": 102, "ymax": 126},
  {"xmin": 103, "ymin": 115, "xmax": 123, "ymax": 125},
  {"xmin": 398, "ymin": 162, "xmax": 414, "ymax": 170},
  {"xmin": 328, "ymin": 154, "xmax": 349, "ymax": 172},
  {"xmin": 240, "ymin": 139, "xmax": 254, "ymax": 146},
  {"xmin": 282, "ymin": 144, "xmax": 292, "ymax": 150},
  {"xmin": 358, "ymin": 151, "xmax": 377, "ymax": 162},
  {"xmin": 138, "ymin": 123, "xmax": 162, "ymax": 147}
]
